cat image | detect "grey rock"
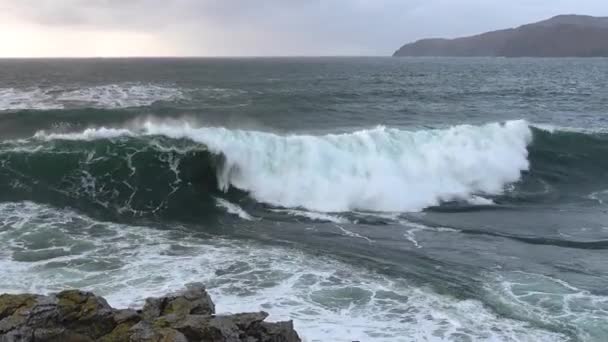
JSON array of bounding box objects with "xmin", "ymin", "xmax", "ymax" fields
[
  {"xmin": 113, "ymin": 309, "xmax": 140, "ymax": 325},
  {"xmin": 55, "ymin": 290, "xmax": 115, "ymax": 339},
  {"xmin": 142, "ymin": 283, "xmax": 215, "ymax": 321},
  {"xmin": 0, "ymin": 285, "xmax": 301, "ymax": 342},
  {"xmin": 258, "ymin": 321, "xmax": 301, "ymax": 342}
]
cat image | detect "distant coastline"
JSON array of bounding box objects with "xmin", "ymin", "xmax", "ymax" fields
[{"xmin": 394, "ymin": 15, "xmax": 608, "ymax": 57}]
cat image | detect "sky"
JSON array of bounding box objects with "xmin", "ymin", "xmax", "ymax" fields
[{"xmin": 0, "ymin": 0, "xmax": 606, "ymax": 57}]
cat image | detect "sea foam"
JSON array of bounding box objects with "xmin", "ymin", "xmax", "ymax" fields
[{"xmin": 0, "ymin": 84, "xmax": 183, "ymax": 110}]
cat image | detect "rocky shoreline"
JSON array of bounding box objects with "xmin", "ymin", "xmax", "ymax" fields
[{"xmin": 0, "ymin": 283, "xmax": 301, "ymax": 342}]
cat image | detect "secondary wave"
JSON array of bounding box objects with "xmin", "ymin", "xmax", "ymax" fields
[{"xmin": 0, "ymin": 120, "xmax": 537, "ymax": 218}]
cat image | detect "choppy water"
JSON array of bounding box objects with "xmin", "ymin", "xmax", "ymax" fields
[{"xmin": 0, "ymin": 57, "xmax": 607, "ymax": 341}]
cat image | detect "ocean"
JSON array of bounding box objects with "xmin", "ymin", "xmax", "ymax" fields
[{"xmin": 0, "ymin": 57, "xmax": 607, "ymax": 341}]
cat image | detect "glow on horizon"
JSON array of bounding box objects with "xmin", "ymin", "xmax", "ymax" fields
[{"xmin": 0, "ymin": 19, "xmax": 175, "ymax": 58}]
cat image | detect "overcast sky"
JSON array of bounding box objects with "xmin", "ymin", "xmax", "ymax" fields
[{"xmin": 0, "ymin": 0, "xmax": 606, "ymax": 57}]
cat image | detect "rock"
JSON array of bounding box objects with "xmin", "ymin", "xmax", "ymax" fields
[
  {"xmin": 113, "ymin": 309, "xmax": 140, "ymax": 325},
  {"xmin": 151, "ymin": 328, "xmax": 188, "ymax": 342},
  {"xmin": 258, "ymin": 321, "xmax": 301, "ymax": 342},
  {"xmin": 128, "ymin": 321, "xmax": 156, "ymax": 341},
  {"xmin": 98, "ymin": 309, "xmax": 141, "ymax": 342},
  {"xmin": 142, "ymin": 283, "xmax": 215, "ymax": 321},
  {"xmin": 0, "ymin": 284, "xmax": 301, "ymax": 342},
  {"xmin": 228, "ymin": 312, "xmax": 269, "ymax": 331},
  {"xmin": 129, "ymin": 321, "xmax": 188, "ymax": 342},
  {"xmin": 170, "ymin": 315, "xmax": 238, "ymax": 341},
  {"xmin": 0, "ymin": 293, "xmax": 59, "ymax": 342},
  {"xmin": 99, "ymin": 322, "xmax": 133, "ymax": 342},
  {"xmin": 0, "ymin": 294, "xmax": 39, "ymax": 319},
  {"xmin": 56, "ymin": 290, "xmax": 116, "ymax": 338},
  {"xmin": 32, "ymin": 327, "xmax": 93, "ymax": 342},
  {"xmin": 0, "ymin": 294, "xmax": 39, "ymax": 334}
]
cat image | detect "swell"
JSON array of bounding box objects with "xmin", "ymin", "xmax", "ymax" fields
[{"xmin": 0, "ymin": 121, "xmax": 606, "ymax": 222}]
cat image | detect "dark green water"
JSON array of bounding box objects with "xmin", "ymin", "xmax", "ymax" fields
[{"xmin": 0, "ymin": 58, "xmax": 607, "ymax": 341}]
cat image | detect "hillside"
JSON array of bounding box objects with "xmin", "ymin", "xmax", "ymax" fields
[{"xmin": 393, "ymin": 15, "xmax": 608, "ymax": 57}]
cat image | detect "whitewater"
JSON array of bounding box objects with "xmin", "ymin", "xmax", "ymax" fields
[{"xmin": 35, "ymin": 119, "xmax": 533, "ymax": 213}]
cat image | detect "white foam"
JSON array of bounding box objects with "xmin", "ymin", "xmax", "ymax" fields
[
  {"xmin": 467, "ymin": 195, "xmax": 495, "ymax": 206},
  {"xmin": 34, "ymin": 127, "xmax": 134, "ymax": 140},
  {"xmin": 533, "ymin": 123, "xmax": 608, "ymax": 134},
  {"xmin": 588, "ymin": 189, "xmax": 608, "ymax": 205},
  {"xmin": 0, "ymin": 88, "xmax": 62, "ymax": 110},
  {"xmin": 487, "ymin": 271, "xmax": 608, "ymax": 341},
  {"xmin": 399, "ymin": 219, "xmax": 460, "ymax": 249},
  {"xmin": 334, "ymin": 224, "xmax": 373, "ymax": 242},
  {"xmin": 271, "ymin": 209, "xmax": 349, "ymax": 224},
  {"xmin": 56, "ymin": 84, "xmax": 183, "ymax": 108},
  {"xmin": 214, "ymin": 197, "xmax": 256, "ymax": 221},
  {"xmin": 34, "ymin": 120, "xmax": 533, "ymax": 213},
  {"xmin": 0, "ymin": 202, "xmax": 567, "ymax": 342},
  {"xmin": 0, "ymin": 84, "xmax": 183, "ymax": 111}
]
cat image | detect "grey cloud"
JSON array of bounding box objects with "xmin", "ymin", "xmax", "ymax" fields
[{"xmin": 4, "ymin": 0, "xmax": 608, "ymax": 55}]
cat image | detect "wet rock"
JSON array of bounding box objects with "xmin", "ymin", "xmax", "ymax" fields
[
  {"xmin": 98, "ymin": 309, "xmax": 141, "ymax": 342},
  {"xmin": 113, "ymin": 309, "xmax": 141, "ymax": 325},
  {"xmin": 0, "ymin": 284, "xmax": 301, "ymax": 342},
  {"xmin": 0, "ymin": 294, "xmax": 40, "ymax": 334},
  {"xmin": 170, "ymin": 315, "xmax": 240, "ymax": 341},
  {"xmin": 258, "ymin": 321, "xmax": 301, "ymax": 342},
  {"xmin": 129, "ymin": 321, "xmax": 188, "ymax": 342},
  {"xmin": 142, "ymin": 283, "xmax": 215, "ymax": 321},
  {"xmin": 55, "ymin": 290, "xmax": 116, "ymax": 338}
]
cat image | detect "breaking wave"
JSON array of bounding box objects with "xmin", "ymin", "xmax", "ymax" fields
[{"xmin": 1, "ymin": 119, "xmax": 605, "ymax": 220}]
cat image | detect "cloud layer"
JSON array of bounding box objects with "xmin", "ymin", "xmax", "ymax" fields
[{"xmin": 1, "ymin": 0, "xmax": 607, "ymax": 56}]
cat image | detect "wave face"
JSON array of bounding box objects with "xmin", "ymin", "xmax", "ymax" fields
[
  {"xmin": 0, "ymin": 138, "xmax": 221, "ymax": 221},
  {"xmin": 0, "ymin": 84, "xmax": 183, "ymax": 111},
  {"xmin": 146, "ymin": 120, "xmax": 532, "ymax": 212},
  {"xmin": 0, "ymin": 120, "xmax": 534, "ymax": 217}
]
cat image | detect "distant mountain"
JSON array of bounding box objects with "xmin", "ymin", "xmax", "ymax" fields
[{"xmin": 393, "ymin": 15, "xmax": 608, "ymax": 57}]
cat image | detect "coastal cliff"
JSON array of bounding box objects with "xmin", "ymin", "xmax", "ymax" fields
[{"xmin": 394, "ymin": 15, "xmax": 608, "ymax": 57}]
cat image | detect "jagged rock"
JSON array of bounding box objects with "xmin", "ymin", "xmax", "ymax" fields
[
  {"xmin": 129, "ymin": 321, "xmax": 188, "ymax": 342},
  {"xmin": 113, "ymin": 309, "xmax": 141, "ymax": 325},
  {"xmin": 98, "ymin": 309, "xmax": 141, "ymax": 342},
  {"xmin": 0, "ymin": 294, "xmax": 40, "ymax": 335},
  {"xmin": 142, "ymin": 283, "xmax": 215, "ymax": 321},
  {"xmin": 56, "ymin": 290, "xmax": 116, "ymax": 338},
  {"xmin": 258, "ymin": 321, "xmax": 301, "ymax": 342},
  {"xmin": 0, "ymin": 284, "xmax": 301, "ymax": 342},
  {"xmin": 168, "ymin": 315, "xmax": 236, "ymax": 341}
]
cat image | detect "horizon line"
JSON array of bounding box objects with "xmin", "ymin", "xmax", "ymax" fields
[{"xmin": 0, "ymin": 55, "xmax": 391, "ymax": 59}]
